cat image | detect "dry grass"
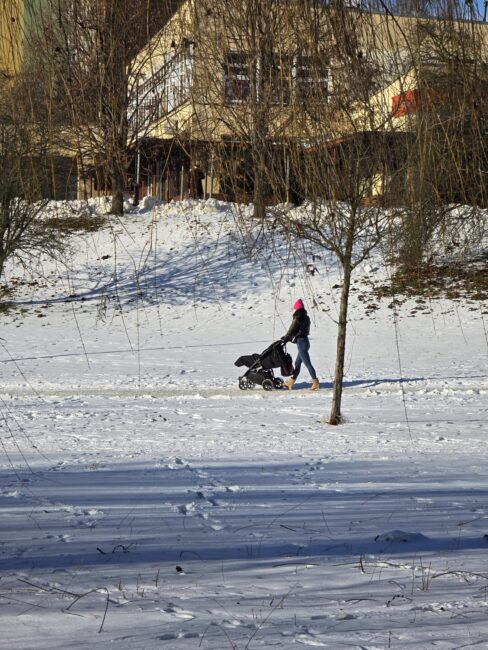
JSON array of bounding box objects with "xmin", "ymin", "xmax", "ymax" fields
[
  {"xmin": 374, "ymin": 256, "xmax": 488, "ymax": 304},
  {"xmin": 44, "ymin": 214, "xmax": 107, "ymax": 233}
]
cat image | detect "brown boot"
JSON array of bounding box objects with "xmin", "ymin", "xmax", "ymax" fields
[
  {"xmin": 311, "ymin": 378, "xmax": 320, "ymax": 391},
  {"xmin": 285, "ymin": 377, "xmax": 296, "ymax": 390}
]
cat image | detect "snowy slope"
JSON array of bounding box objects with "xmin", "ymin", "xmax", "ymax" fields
[{"xmin": 0, "ymin": 198, "xmax": 487, "ymax": 649}]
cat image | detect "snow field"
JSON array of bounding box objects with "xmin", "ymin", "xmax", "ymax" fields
[{"xmin": 0, "ymin": 198, "xmax": 487, "ymax": 649}]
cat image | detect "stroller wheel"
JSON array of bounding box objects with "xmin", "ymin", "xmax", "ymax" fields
[
  {"xmin": 273, "ymin": 378, "xmax": 284, "ymax": 389},
  {"xmin": 238, "ymin": 378, "xmax": 248, "ymax": 390},
  {"xmin": 262, "ymin": 379, "xmax": 274, "ymax": 391}
]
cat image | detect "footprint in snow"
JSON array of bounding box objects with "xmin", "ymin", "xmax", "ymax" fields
[
  {"xmin": 177, "ymin": 499, "xmax": 226, "ymax": 530},
  {"xmin": 162, "ymin": 604, "xmax": 195, "ymax": 620},
  {"xmin": 225, "ymin": 485, "xmax": 241, "ymax": 492},
  {"xmin": 375, "ymin": 530, "xmax": 428, "ymax": 543},
  {"xmin": 195, "ymin": 512, "xmax": 209, "ymax": 520},
  {"xmin": 45, "ymin": 533, "xmax": 71, "ymax": 542},
  {"xmin": 1, "ymin": 489, "xmax": 21, "ymax": 498},
  {"xmin": 167, "ymin": 456, "xmax": 189, "ymax": 469},
  {"xmin": 221, "ymin": 618, "xmax": 245, "ymax": 628},
  {"xmin": 50, "ymin": 461, "xmax": 68, "ymax": 471},
  {"xmin": 294, "ymin": 634, "xmax": 327, "ymax": 646},
  {"xmin": 159, "ymin": 632, "xmax": 199, "ymax": 641}
]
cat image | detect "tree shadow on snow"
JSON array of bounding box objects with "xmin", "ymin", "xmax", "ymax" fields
[
  {"xmin": 1, "ymin": 457, "xmax": 488, "ymax": 573},
  {"xmin": 12, "ymin": 233, "xmax": 289, "ymax": 309}
]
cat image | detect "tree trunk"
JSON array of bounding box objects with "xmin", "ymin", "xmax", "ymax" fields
[
  {"xmin": 253, "ymin": 163, "xmax": 266, "ymax": 220},
  {"xmin": 329, "ymin": 219, "xmax": 355, "ymax": 425},
  {"xmin": 110, "ymin": 186, "xmax": 124, "ymax": 216},
  {"xmin": 109, "ymin": 163, "xmax": 125, "ymax": 216},
  {"xmin": 251, "ymin": 30, "xmax": 269, "ymax": 221},
  {"xmin": 251, "ymin": 110, "xmax": 268, "ymax": 219},
  {"xmin": 329, "ymin": 261, "xmax": 352, "ymax": 425}
]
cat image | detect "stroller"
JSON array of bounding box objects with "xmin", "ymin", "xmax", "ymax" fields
[{"xmin": 234, "ymin": 340, "xmax": 294, "ymax": 391}]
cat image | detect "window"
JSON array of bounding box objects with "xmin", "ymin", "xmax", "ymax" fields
[
  {"xmin": 268, "ymin": 55, "xmax": 292, "ymax": 105},
  {"xmin": 224, "ymin": 52, "xmax": 251, "ymax": 103},
  {"xmin": 295, "ymin": 55, "xmax": 329, "ymax": 102},
  {"xmin": 222, "ymin": 51, "xmax": 329, "ymax": 106}
]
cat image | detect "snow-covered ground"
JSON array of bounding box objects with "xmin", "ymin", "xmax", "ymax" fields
[{"xmin": 1, "ymin": 198, "xmax": 487, "ymax": 649}]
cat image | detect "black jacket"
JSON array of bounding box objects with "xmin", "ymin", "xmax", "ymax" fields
[{"xmin": 283, "ymin": 308, "xmax": 310, "ymax": 343}]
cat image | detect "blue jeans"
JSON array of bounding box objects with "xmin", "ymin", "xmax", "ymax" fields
[{"xmin": 293, "ymin": 337, "xmax": 317, "ymax": 380}]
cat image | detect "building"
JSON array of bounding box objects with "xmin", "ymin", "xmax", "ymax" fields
[
  {"xmin": 128, "ymin": 0, "xmax": 488, "ymax": 206},
  {"xmin": 0, "ymin": 0, "xmax": 25, "ymax": 79},
  {"xmin": 0, "ymin": 0, "xmax": 184, "ymax": 201}
]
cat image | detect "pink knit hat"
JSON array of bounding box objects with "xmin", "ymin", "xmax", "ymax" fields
[{"xmin": 293, "ymin": 298, "xmax": 304, "ymax": 310}]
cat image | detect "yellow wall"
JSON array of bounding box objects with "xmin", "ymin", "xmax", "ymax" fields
[
  {"xmin": 132, "ymin": 0, "xmax": 488, "ymax": 144},
  {"xmin": 0, "ymin": 0, "xmax": 24, "ymax": 78}
]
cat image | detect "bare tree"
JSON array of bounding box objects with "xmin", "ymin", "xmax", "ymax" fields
[
  {"xmin": 392, "ymin": 13, "xmax": 488, "ymax": 272},
  {"xmin": 25, "ymin": 0, "xmax": 179, "ymax": 214},
  {"xmin": 283, "ymin": 157, "xmax": 394, "ymax": 424},
  {"xmin": 0, "ymin": 83, "xmax": 62, "ymax": 280}
]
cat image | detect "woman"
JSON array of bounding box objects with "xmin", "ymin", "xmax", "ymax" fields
[{"xmin": 282, "ymin": 299, "xmax": 320, "ymax": 390}]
